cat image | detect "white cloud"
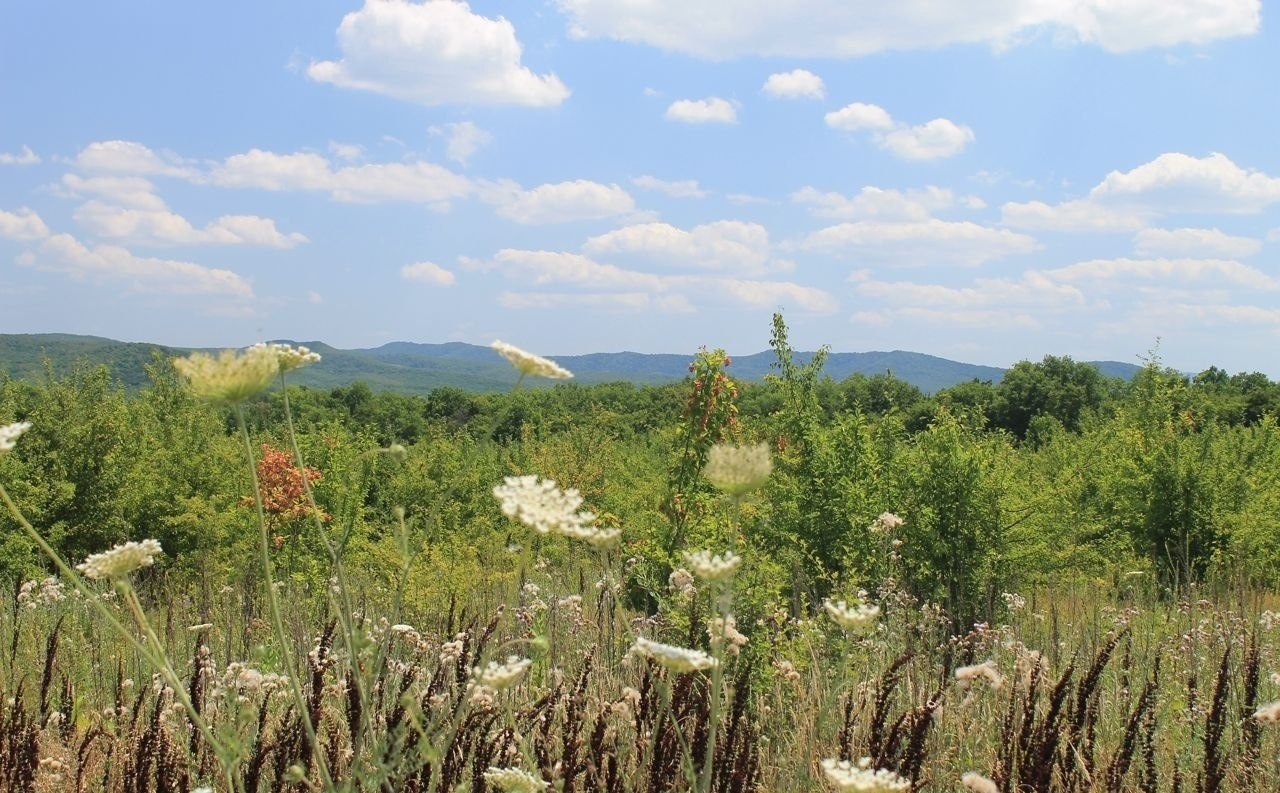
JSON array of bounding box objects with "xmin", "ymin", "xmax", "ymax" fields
[
  {"xmin": 715, "ymin": 278, "xmax": 838, "ymax": 313},
  {"xmin": 854, "ymin": 271, "xmax": 1086, "ymax": 311},
  {"xmin": 825, "ymin": 102, "xmax": 894, "ymax": 131},
  {"xmin": 665, "ymin": 97, "xmax": 738, "ymax": 124},
  {"xmin": 489, "ymin": 249, "xmax": 664, "ymax": 291},
  {"xmin": 308, "ymin": 0, "xmax": 569, "ymax": 107},
  {"xmin": 792, "ymin": 185, "xmax": 955, "ymax": 220},
  {"xmin": 499, "ymin": 291, "xmax": 695, "ymax": 313},
  {"xmin": 1089, "ymin": 152, "xmax": 1280, "ymax": 213},
  {"xmin": 1045, "ymin": 257, "xmax": 1278, "ymax": 291},
  {"xmin": 631, "ymin": 175, "xmax": 708, "ymax": 198},
  {"xmin": 60, "ymin": 174, "xmax": 168, "ymax": 210},
  {"xmin": 22, "ymin": 233, "xmax": 252, "ymax": 297},
  {"xmin": 429, "ymin": 121, "xmax": 493, "ymax": 165},
  {"xmin": 0, "ymin": 146, "xmax": 40, "ymax": 166},
  {"xmin": 726, "ymin": 192, "xmax": 770, "ymax": 205},
  {"xmin": 71, "ymin": 201, "xmax": 307, "ymax": 248},
  {"xmin": 0, "ymin": 208, "xmax": 50, "ymax": 241},
  {"xmin": 1133, "ymin": 227, "xmax": 1262, "ymax": 258},
  {"xmin": 801, "ymin": 219, "xmax": 1038, "ymax": 265},
  {"xmin": 583, "ymin": 220, "xmax": 779, "ymax": 273},
  {"xmin": 853, "ymin": 307, "xmax": 1040, "ymax": 330},
  {"xmin": 1000, "ymin": 198, "xmax": 1149, "ymax": 231},
  {"xmin": 401, "ymin": 260, "xmax": 457, "ymax": 285},
  {"xmin": 211, "ymin": 149, "xmax": 474, "ymax": 204},
  {"xmin": 328, "ymin": 141, "xmax": 365, "ymax": 161},
  {"xmin": 76, "ymin": 140, "xmax": 198, "ymax": 179},
  {"xmin": 762, "ymin": 69, "xmax": 824, "ymax": 99},
  {"xmin": 555, "ymin": 0, "xmax": 1259, "ymax": 58},
  {"xmin": 495, "ymin": 180, "xmax": 635, "ymax": 224},
  {"xmin": 826, "ymin": 103, "xmax": 972, "ymax": 160}
]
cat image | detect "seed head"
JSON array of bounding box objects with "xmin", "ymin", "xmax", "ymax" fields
[{"xmin": 492, "ymin": 340, "xmax": 573, "ymax": 379}]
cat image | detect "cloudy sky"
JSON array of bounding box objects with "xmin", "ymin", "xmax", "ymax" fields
[{"xmin": 2, "ymin": 1, "xmax": 1278, "ymax": 374}]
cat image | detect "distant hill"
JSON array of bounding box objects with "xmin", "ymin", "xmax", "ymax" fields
[{"xmin": 0, "ymin": 333, "xmax": 1143, "ymax": 395}]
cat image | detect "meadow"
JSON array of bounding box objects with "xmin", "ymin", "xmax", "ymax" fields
[{"xmin": 3, "ymin": 315, "xmax": 1280, "ymax": 792}]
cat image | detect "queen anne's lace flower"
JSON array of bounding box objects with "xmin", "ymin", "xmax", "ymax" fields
[
  {"xmin": 868, "ymin": 512, "xmax": 904, "ymax": 533},
  {"xmin": 630, "ymin": 636, "xmax": 718, "ymax": 673},
  {"xmin": 173, "ymin": 347, "xmax": 278, "ymax": 405},
  {"xmin": 0, "ymin": 421, "xmax": 31, "ymax": 452},
  {"xmin": 492, "ymin": 340, "xmax": 573, "ymax": 380},
  {"xmin": 493, "ymin": 476, "xmax": 595, "ymax": 535},
  {"xmin": 482, "ymin": 767, "xmax": 549, "ymax": 792},
  {"xmin": 249, "ymin": 342, "xmax": 321, "ymax": 372},
  {"xmin": 1253, "ymin": 699, "xmax": 1280, "ymax": 722},
  {"xmin": 824, "ymin": 599, "xmax": 881, "ymax": 631},
  {"xmin": 76, "ymin": 539, "xmax": 163, "ymax": 580},
  {"xmin": 703, "ymin": 442, "xmax": 772, "ymax": 496},
  {"xmin": 820, "ymin": 758, "xmax": 911, "ymax": 791},
  {"xmin": 684, "ymin": 549, "xmax": 742, "ymax": 581},
  {"xmin": 558, "ymin": 522, "xmax": 623, "ymax": 548},
  {"xmin": 475, "ymin": 656, "xmax": 532, "ymax": 690},
  {"xmin": 961, "ymin": 772, "xmax": 999, "ymax": 793},
  {"xmin": 955, "ymin": 660, "xmax": 1004, "ymax": 691}
]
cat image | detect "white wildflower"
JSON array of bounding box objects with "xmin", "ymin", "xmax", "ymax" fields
[
  {"xmin": 492, "ymin": 475, "xmax": 594, "ymax": 535},
  {"xmin": 668, "ymin": 568, "xmax": 696, "ymax": 596},
  {"xmin": 868, "ymin": 512, "xmax": 904, "ymax": 534},
  {"xmin": 703, "ymin": 442, "xmax": 772, "ymax": 496},
  {"xmin": 249, "ymin": 341, "xmax": 321, "ymax": 372},
  {"xmin": 824, "ymin": 599, "xmax": 881, "ymax": 632},
  {"xmin": 483, "ymin": 766, "xmax": 549, "ymax": 792},
  {"xmin": 708, "ymin": 616, "xmax": 748, "ymax": 656},
  {"xmin": 492, "ymin": 340, "xmax": 573, "ymax": 380},
  {"xmin": 17, "ymin": 577, "xmax": 65, "ymax": 609},
  {"xmin": 630, "ymin": 636, "xmax": 718, "ymax": 673},
  {"xmin": 476, "ymin": 656, "xmax": 532, "ymax": 690},
  {"xmin": 1002, "ymin": 592, "xmax": 1026, "ymax": 611},
  {"xmin": 683, "ymin": 549, "xmax": 742, "ymax": 582},
  {"xmin": 0, "ymin": 421, "xmax": 31, "ymax": 453},
  {"xmin": 558, "ymin": 522, "xmax": 623, "ymax": 548},
  {"xmin": 76, "ymin": 539, "xmax": 163, "ymax": 580},
  {"xmin": 1253, "ymin": 699, "xmax": 1280, "ymax": 723},
  {"xmin": 820, "ymin": 758, "xmax": 911, "ymax": 791},
  {"xmin": 961, "ymin": 772, "xmax": 999, "ymax": 793},
  {"xmin": 173, "ymin": 347, "xmax": 278, "ymax": 405},
  {"xmin": 955, "ymin": 660, "xmax": 1004, "ymax": 691}
]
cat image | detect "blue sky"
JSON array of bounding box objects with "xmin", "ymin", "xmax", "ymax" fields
[{"xmin": 2, "ymin": 1, "xmax": 1278, "ymax": 374}]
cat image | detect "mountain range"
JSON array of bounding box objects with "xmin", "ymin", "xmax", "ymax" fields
[{"xmin": 0, "ymin": 333, "xmax": 1143, "ymax": 395}]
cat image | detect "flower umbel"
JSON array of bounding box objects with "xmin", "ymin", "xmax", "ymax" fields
[
  {"xmin": 249, "ymin": 342, "xmax": 322, "ymax": 372},
  {"xmin": 961, "ymin": 772, "xmax": 999, "ymax": 793},
  {"xmin": 475, "ymin": 656, "xmax": 532, "ymax": 690},
  {"xmin": 824, "ymin": 599, "xmax": 881, "ymax": 632},
  {"xmin": 820, "ymin": 758, "xmax": 911, "ymax": 792},
  {"xmin": 76, "ymin": 539, "xmax": 164, "ymax": 580},
  {"xmin": 868, "ymin": 512, "xmax": 904, "ymax": 534},
  {"xmin": 492, "ymin": 340, "xmax": 573, "ymax": 380},
  {"xmin": 493, "ymin": 475, "xmax": 595, "ymax": 535},
  {"xmin": 683, "ymin": 549, "xmax": 742, "ymax": 582},
  {"xmin": 630, "ymin": 636, "xmax": 718, "ymax": 673},
  {"xmin": 703, "ymin": 442, "xmax": 772, "ymax": 496},
  {"xmin": 483, "ymin": 767, "xmax": 549, "ymax": 793},
  {"xmin": 0, "ymin": 421, "xmax": 31, "ymax": 453},
  {"xmin": 173, "ymin": 347, "xmax": 278, "ymax": 405}
]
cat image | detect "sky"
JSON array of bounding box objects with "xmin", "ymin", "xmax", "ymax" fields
[{"xmin": 2, "ymin": 0, "xmax": 1279, "ymax": 375}]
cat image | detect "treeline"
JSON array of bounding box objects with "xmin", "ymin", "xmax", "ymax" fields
[{"xmin": 3, "ymin": 321, "xmax": 1280, "ymax": 625}]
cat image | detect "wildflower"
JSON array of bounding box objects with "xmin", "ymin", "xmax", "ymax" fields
[
  {"xmin": 0, "ymin": 421, "xmax": 31, "ymax": 452},
  {"xmin": 868, "ymin": 512, "xmax": 904, "ymax": 533},
  {"xmin": 558, "ymin": 522, "xmax": 623, "ymax": 548},
  {"xmin": 703, "ymin": 442, "xmax": 772, "ymax": 496},
  {"xmin": 248, "ymin": 341, "xmax": 321, "ymax": 372},
  {"xmin": 491, "ymin": 340, "xmax": 573, "ymax": 380},
  {"xmin": 483, "ymin": 766, "xmax": 550, "ymax": 793},
  {"xmin": 955, "ymin": 660, "xmax": 1004, "ymax": 691},
  {"xmin": 668, "ymin": 568, "xmax": 696, "ymax": 596},
  {"xmin": 683, "ymin": 549, "xmax": 742, "ymax": 582},
  {"xmin": 823, "ymin": 599, "xmax": 881, "ymax": 632},
  {"xmin": 173, "ymin": 346, "xmax": 278, "ymax": 405},
  {"xmin": 17, "ymin": 577, "xmax": 65, "ymax": 609},
  {"xmin": 1254, "ymin": 699, "xmax": 1280, "ymax": 723},
  {"xmin": 819, "ymin": 758, "xmax": 910, "ymax": 791},
  {"xmin": 76, "ymin": 539, "xmax": 163, "ymax": 580},
  {"xmin": 492, "ymin": 475, "xmax": 594, "ymax": 535},
  {"xmin": 1002, "ymin": 592, "xmax": 1026, "ymax": 611},
  {"xmin": 708, "ymin": 616, "xmax": 748, "ymax": 656},
  {"xmin": 439, "ymin": 638, "xmax": 465, "ymax": 666},
  {"xmin": 630, "ymin": 636, "xmax": 718, "ymax": 673},
  {"xmin": 476, "ymin": 656, "xmax": 532, "ymax": 690},
  {"xmin": 961, "ymin": 772, "xmax": 999, "ymax": 793}
]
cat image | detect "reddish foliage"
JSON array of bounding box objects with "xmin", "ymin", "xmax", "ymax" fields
[{"xmin": 241, "ymin": 443, "xmax": 330, "ymax": 527}]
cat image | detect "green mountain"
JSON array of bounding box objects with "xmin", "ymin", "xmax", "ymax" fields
[{"xmin": 0, "ymin": 333, "xmax": 1142, "ymax": 395}]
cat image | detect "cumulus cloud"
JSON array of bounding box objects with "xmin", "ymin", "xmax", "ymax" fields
[
  {"xmin": 0, "ymin": 146, "xmax": 40, "ymax": 166},
  {"xmin": 211, "ymin": 149, "xmax": 474, "ymax": 204},
  {"xmin": 499, "ymin": 291, "xmax": 694, "ymax": 313},
  {"xmin": 76, "ymin": 140, "xmax": 198, "ymax": 179},
  {"xmin": 72, "ymin": 201, "xmax": 308, "ymax": 248},
  {"xmin": 429, "ymin": 121, "xmax": 493, "ymax": 165},
  {"xmin": 1089, "ymin": 152, "xmax": 1280, "ymax": 213},
  {"xmin": 801, "ymin": 219, "xmax": 1038, "ymax": 266},
  {"xmin": 401, "ymin": 260, "xmax": 457, "ymax": 285},
  {"xmin": 665, "ymin": 97, "xmax": 738, "ymax": 124},
  {"xmin": 494, "ymin": 180, "xmax": 636, "ymax": 224},
  {"xmin": 0, "ymin": 208, "xmax": 51, "ymax": 241},
  {"xmin": 1000, "ymin": 198, "xmax": 1149, "ymax": 231},
  {"xmin": 826, "ymin": 103, "xmax": 973, "ymax": 160},
  {"xmin": 60, "ymin": 174, "xmax": 168, "ymax": 211},
  {"xmin": 583, "ymin": 220, "xmax": 780, "ymax": 273},
  {"xmin": 631, "ymin": 175, "xmax": 708, "ymax": 198},
  {"xmin": 487, "ymin": 248, "xmax": 664, "ymax": 291},
  {"xmin": 762, "ymin": 69, "xmax": 825, "ymax": 99},
  {"xmin": 792, "ymin": 185, "xmax": 957, "ymax": 220},
  {"xmin": 20, "ymin": 232, "xmax": 252, "ymax": 297},
  {"xmin": 328, "ymin": 141, "xmax": 365, "ymax": 161},
  {"xmin": 555, "ymin": 0, "xmax": 1259, "ymax": 58},
  {"xmin": 1133, "ymin": 227, "xmax": 1262, "ymax": 258},
  {"xmin": 853, "ymin": 306, "xmax": 1041, "ymax": 330},
  {"xmin": 1044, "ymin": 257, "xmax": 1278, "ymax": 291},
  {"xmin": 308, "ymin": 0, "xmax": 569, "ymax": 106}
]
